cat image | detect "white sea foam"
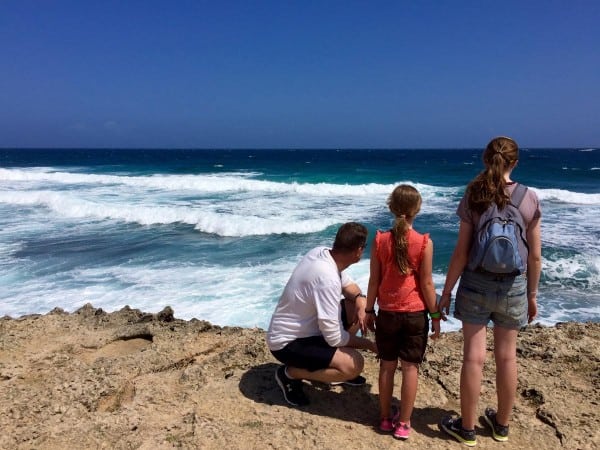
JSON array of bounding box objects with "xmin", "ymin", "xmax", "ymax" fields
[
  {"xmin": 1, "ymin": 169, "xmax": 596, "ymax": 242},
  {"xmin": 532, "ymin": 187, "xmax": 600, "ymax": 205},
  {"xmin": 543, "ymin": 254, "xmax": 600, "ymax": 288},
  {"xmin": 5, "ymin": 168, "xmax": 597, "ymax": 207},
  {"xmin": 1, "ymin": 165, "xmax": 598, "ymax": 326},
  {"xmin": 0, "ymin": 167, "xmax": 457, "ymax": 198},
  {"xmin": 0, "ymin": 254, "xmax": 461, "ymax": 330},
  {"xmin": 0, "ymin": 190, "xmax": 345, "ymax": 236},
  {"xmin": 0, "ymin": 167, "xmax": 461, "ymax": 237}
]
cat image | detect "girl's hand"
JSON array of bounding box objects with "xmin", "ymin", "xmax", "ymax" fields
[
  {"xmin": 438, "ymin": 292, "xmax": 452, "ymax": 320},
  {"xmin": 430, "ymin": 318, "xmax": 441, "ymax": 339},
  {"xmin": 365, "ymin": 313, "xmax": 376, "ymax": 332}
]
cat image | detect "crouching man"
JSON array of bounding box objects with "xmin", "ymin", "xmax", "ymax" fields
[{"xmin": 266, "ymin": 222, "xmax": 378, "ymax": 406}]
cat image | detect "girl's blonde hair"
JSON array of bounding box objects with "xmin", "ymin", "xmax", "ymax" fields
[{"xmin": 387, "ymin": 184, "xmax": 422, "ymax": 274}]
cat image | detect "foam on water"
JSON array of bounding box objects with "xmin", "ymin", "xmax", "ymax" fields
[
  {"xmin": 0, "ymin": 167, "xmax": 458, "ymax": 198},
  {"xmin": 0, "ymin": 250, "xmax": 463, "ymax": 330},
  {"xmin": 0, "ymin": 168, "xmax": 460, "ymax": 237},
  {"xmin": 1, "ymin": 156, "xmax": 598, "ymax": 327},
  {"xmin": 543, "ymin": 254, "xmax": 600, "ymax": 288},
  {"xmin": 533, "ymin": 187, "xmax": 600, "ymax": 205}
]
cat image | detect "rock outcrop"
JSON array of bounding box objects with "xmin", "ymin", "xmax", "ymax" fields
[{"xmin": 1, "ymin": 305, "xmax": 598, "ymax": 449}]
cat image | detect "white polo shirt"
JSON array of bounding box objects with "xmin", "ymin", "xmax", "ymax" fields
[{"xmin": 266, "ymin": 246, "xmax": 354, "ymax": 351}]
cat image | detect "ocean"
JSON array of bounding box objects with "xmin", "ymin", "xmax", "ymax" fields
[{"xmin": 1, "ymin": 148, "xmax": 599, "ymax": 332}]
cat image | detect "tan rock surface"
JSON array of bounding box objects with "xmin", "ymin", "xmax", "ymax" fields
[{"xmin": 0, "ymin": 304, "xmax": 598, "ymax": 449}]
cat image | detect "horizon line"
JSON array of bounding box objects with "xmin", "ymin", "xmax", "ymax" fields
[{"xmin": 1, "ymin": 146, "xmax": 595, "ymax": 151}]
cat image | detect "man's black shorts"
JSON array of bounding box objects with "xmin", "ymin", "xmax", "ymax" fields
[{"xmin": 270, "ymin": 335, "xmax": 336, "ymax": 372}]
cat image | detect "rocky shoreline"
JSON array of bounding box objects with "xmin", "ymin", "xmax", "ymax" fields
[{"xmin": 1, "ymin": 304, "xmax": 598, "ymax": 449}]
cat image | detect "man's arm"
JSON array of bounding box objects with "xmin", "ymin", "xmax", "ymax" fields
[
  {"xmin": 341, "ymin": 283, "xmax": 367, "ymax": 328},
  {"xmin": 341, "ymin": 284, "xmax": 376, "ymax": 352},
  {"xmin": 316, "ymin": 280, "xmax": 376, "ymax": 351},
  {"xmin": 345, "ymin": 332, "xmax": 377, "ymax": 353}
]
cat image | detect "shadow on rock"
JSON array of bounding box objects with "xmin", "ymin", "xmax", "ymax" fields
[
  {"xmin": 239, "ymin": 362, "xmax": 377, "ymax": 425},
  {"xmin": 239, "ymin": 362, "xmax": 453, "ymax": 433}
]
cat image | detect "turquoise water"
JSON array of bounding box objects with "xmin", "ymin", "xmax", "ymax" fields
[{"xmin": 1, "ymin": 148, "xmax": 598, "ymax": 330}]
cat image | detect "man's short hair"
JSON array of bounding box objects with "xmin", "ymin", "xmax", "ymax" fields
[{"xmin": 332, "ymin": 222, "xmax": 368, "ymax": 252}]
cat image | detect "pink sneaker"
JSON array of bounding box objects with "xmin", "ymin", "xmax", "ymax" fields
[
  {"xmin": 380, "ymin": 417, "xmax": 395, "ymax": 432},
  {"xmin": 379, "ymin": 405, "xmax": 399, "ymax": 432},
  {"xmin": 393, "ymin": 421, "xmax": 411, "ymax": 440}
]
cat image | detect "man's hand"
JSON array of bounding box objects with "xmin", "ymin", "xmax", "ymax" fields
[
  {"xmin": 356, "ymin": 308, "xmax": 369, "ymax": 335},
  {"xmin": 367, "ymin": 339, "xmax": 378, "ymax": 354},
  {"xmin": 346, "ymin": 320, "xmax": 360, "ymax": 336}
]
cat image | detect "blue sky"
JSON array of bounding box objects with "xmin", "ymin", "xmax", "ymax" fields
[{"xmin": 1, "ymin": 1, "xmax": 598, "ymax": 148}]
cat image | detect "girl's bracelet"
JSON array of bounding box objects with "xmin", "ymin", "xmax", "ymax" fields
[{"xmin": 429, "ymin": 311, "xmax": 442, "ymax": 320}]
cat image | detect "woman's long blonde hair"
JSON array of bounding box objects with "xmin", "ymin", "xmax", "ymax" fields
[
  {"xmin": 387, "ymin": 184, "xmax": 422, "ymax": 274},
  {"xmin": 467, "ymin": 136, "xmax": 519, "ymax": 214}
]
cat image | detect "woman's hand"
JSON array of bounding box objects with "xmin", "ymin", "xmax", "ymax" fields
[{"xmin": 527, "ymin": 294, "xmax": 538, "ymax": 323}]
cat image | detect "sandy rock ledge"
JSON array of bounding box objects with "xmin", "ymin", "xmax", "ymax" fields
[{"xmin": 0, "ymin": 304, "xmax": 598, "ymax": 449}]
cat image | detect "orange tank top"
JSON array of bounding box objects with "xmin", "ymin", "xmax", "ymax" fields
[{"xmin": 375, "ymin": 229, "xmax": 429, "ymax": 312}]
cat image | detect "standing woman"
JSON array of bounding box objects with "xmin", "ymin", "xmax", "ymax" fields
[
  {"xmin": 361, "ymin": 184, "xmax": 440, "ymax": 441},
  {"xmin": 439, "ymin": 136, "xmax": 542, "ymax": 446}
]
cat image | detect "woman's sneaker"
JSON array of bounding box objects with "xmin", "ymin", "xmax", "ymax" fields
[
  {"xmin": 393, "ymin": 421, "xmax": 411, "ymax": 440},
  {"xmin": 440, "ymin": 416, "xmax": 477, "ymax": 447},
  {"xmin": 379, "ymin": 405, "xmax": 400, "ymax": 432},
  {"xmin": 483, "ymin": 407, "xmax": 509, "ymax": 442}
]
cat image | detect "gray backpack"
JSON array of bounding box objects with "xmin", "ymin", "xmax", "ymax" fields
[{"xmin": 467, "ymin": 184, "xmax": 529, "ymax": 275}]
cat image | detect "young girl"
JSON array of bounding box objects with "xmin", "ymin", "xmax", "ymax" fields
[
  {"xmin": 362, "ymin": 184, "xmax": 441, "ymax": 440},
  {"xmin": 438, "ymin": 136, "xmax": 541, "ymax": 446}
]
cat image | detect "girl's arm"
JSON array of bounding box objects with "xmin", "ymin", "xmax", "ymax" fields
[
  {"xmin": 362, "ymin": 240, "xmax": 380, "ymax": 333},
  {"xmin": 419, "ymin": 238, "xmax": 440, "ymax": 338}
]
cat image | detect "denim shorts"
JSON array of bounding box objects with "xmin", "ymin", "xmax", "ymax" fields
[{"xmin": 454, "ymin": 270, "xmax": 527, "ymax": 329}]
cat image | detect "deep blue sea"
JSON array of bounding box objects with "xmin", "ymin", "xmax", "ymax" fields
[{"xmin": 1, "ymin": 148, "xmax": 599, "ymax": 331}]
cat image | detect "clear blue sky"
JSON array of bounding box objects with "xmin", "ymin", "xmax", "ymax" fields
[{"xmin": 1, "ymin": 1, "xmax": 598, "ymax": 149}]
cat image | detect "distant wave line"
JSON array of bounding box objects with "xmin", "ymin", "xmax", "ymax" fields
[
  {"xmin": 532, "ymin": 188, "xmax": 600, "ymax": 205},
  {"xmin": 1, "ymin": 168, "xmax": 598, "ymax": 204},
  {"xmin": 0, "ymin": 190, "xmax": 342, "ymax": 237},
  {"xmin": 0, "ymin": 167, "xmax": 454, "ymax": 197}
]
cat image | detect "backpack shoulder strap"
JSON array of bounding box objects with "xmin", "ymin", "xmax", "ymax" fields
[{"xmin": 510, "ymin": 183, "xmax": 528, "ymax": 208}]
